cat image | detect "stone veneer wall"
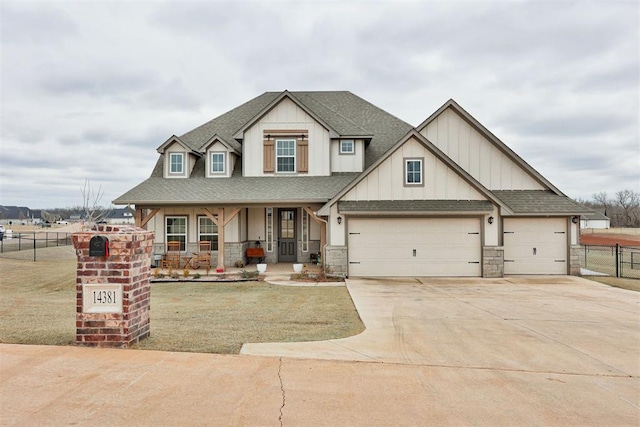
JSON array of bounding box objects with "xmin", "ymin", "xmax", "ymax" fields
[
  {"xmin": 325, "ymin": 245, "xmax": 347, "ymax": 275},
  {"xmin": 73, "ymin": 225, "xmax": 153, "ymax": 348},
  {"xmin": 569, "ymin": 245, "xmax": 582, "ymax": 276},
  {"xmin": 483, "ymin": 246, "xmax": 504, "ymax": 278}
]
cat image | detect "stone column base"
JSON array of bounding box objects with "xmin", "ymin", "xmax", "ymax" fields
[{"xmin": 483, "ymin": 246, "xmax": 504, "ymax": 278}]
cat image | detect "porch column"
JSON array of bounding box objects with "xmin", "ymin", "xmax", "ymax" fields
[{"xmin": 217, "ymin": 209, "xmax": 225, "ymax": 270}]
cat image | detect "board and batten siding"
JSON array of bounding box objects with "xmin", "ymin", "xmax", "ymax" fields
[
  {"xmin": 421, "ymin": 108, "xmax": 544, "ymax": 191},
  {"xmin": 342, "ymin": 137, "xmax": 486, "ymax": 201},
  {"xmin": 331, "ymin": 139, "xmax": 365, "ymax": 172},
  {"xmin": 242, "ymin": 97, "xmax": 331, "ymax": 177}
]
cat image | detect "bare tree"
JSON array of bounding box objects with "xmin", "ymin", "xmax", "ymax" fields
[
  {"xmin": 592, "ymin": 191, "xmax": 610, "ymax": 215},
  {"xmin": 616, "ymin": 189, "xmax": 640, "ymax": 227},
  {"xmin": 81, "ymin": 179, "xmax": 111, "ymax": 228}
]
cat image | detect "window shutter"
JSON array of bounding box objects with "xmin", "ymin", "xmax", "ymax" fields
[
  {"xmin": 297, "ymin": 137, "xmax": 308, "ymax": 174},
  {"xmin": 263, "ymin": 138, "xmax": 274, "ymax": 173}
]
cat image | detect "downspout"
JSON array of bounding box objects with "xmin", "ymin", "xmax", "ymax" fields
[{"xmin": 312, "ymin": 212, "xmax": 329, "ymax": 268}]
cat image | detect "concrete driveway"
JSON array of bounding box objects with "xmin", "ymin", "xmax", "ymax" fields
[
  {"xmin": 243, "ymin": 276, "xmax": 639, "ymax": 376},
  {"xmin": 2, "ymin": 276, "xmax": 639, "ymax": 426}
]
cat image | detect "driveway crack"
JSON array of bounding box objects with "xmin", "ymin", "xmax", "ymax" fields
[{"xmin": 278, "ymin": 357, "xmax": 285, "ymax": 426}]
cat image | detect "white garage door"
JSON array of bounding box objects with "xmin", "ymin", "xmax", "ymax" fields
[
  {"xmin": 503, "ymin": 218, "xmax": 567, "ymax": 275},
  {"xmin": 348, "ymin": 217, "xmax": 481, "ymax": 277}
]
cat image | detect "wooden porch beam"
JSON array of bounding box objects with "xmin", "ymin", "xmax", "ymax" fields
[
  {"xmin": 202, "ymin": 208, "xmax": 219, "ymax": 226},
  {"xmin": 135, "ymin": 208, "xmax": 160, "ymax": 228},
  {"xmin": 223, "ymin": 208, "xmax": 241, "ymax": 226}
]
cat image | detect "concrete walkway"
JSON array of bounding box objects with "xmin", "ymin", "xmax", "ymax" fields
[{"xmin": 2, "ymin": 276, "xmax": 639, "ymax": 426}]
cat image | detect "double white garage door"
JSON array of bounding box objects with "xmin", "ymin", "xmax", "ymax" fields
[
  {"xmin": 347, "ymin": 217, "xmax": 568, "ymax": 277},
  {"xmin": 348, "ymin": 218, "xmax": 482, "ymax": 277}
]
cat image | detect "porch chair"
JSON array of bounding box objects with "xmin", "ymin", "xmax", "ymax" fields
[
  {"xmin": 162, "ymin": 241, "xmax": 181, "ymax": 269},
  {"xmin": 192, "ymin": 241, "xmax": 212, "ymax": 270}
]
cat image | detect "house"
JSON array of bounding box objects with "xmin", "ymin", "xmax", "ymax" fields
[
  {"xmin": 580, "ymin": 211, "xmax": 610, "ymax": 229},
  {"xmin": 0, "ymin": 205, "xmax": 34, "ymax": 225},
  {"xmin": 114, "ymin": 91, "xmax": 589, "ymax": 277},
  {"xmin": 104, "ymin": 208, "xmax": 135, "ymax": 225}
]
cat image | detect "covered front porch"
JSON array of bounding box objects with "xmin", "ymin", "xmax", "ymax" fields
[{"xmin": 135, "ymin": 205, "xmax": 327, "ymax": 272}]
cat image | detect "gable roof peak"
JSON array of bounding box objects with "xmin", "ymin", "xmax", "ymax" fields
[{"xmin": 156, "ymin": 135, "xmax": 200, "ymax": 155}]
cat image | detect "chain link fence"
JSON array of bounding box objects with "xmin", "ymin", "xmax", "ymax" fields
[
  {"xmin": 0, "ymin": 232, "xmax": 74, "ymax": 261},
  {"xmin": 580, "ymin": 244, "xmax": 640, "ymax": 279}
]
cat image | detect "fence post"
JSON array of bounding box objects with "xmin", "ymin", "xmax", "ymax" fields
[
  {"xmin": 615, "ymin": 244, "xmax": 619, "ymax": 278},
  {"xmin": 33, "ymin": 235, "xmax": 37, "ymax": 262}
]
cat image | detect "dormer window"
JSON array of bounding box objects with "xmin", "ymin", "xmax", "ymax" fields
[
  {"xmin": 211, "ymin": 152, "xmax": 225, "ymax": 174},
  {"xmin": 340, "ymin": 139, "xmax": 355, "ymax": 154},
  {"xmin": 169, "ymin": 153, "xmax": 184, "ymax": 174}
]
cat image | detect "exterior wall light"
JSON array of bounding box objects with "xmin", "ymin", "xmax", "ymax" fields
[
  {"xmin": 571, "ymin": 216, "xmax": 579, "ymax": 224},
  {"xmin": 337, "ymin": 216, "xmax": 342, "ymax": 225},
  {"xmin": 488, "ymin": 216, "xmax": 494, "ymax": 224}
]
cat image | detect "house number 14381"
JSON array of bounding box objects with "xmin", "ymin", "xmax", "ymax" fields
[
  {"xmin": 93, "ymin": 290, "xmax": 117, "ymax": 304},
  {"xmin": 83, "ymin": 284, "xmax": 122, "ymax": 313}
]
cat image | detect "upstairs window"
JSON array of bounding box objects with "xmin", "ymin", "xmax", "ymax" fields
[
  {"xmin": 276, "ymin": 139, "xmax": 296, "ymax": 173},
  {"xmin": 211, "ymin": 152, "xmax": 225, "ymax": 174},
  {"xmin": 169, "ymin": 153, "xmax": 184, "ymax": 174},
  {"xmin": 340, "ymin": 139, "xmax": 355, "ymax": 154},
  {"xmin": 405, "ymin": 158, "xmax": 423, "ymax": 186}
]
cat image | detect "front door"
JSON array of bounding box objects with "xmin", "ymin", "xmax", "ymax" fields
[{"xmin": 278, "ymin": 209, "xmax": 296, "ymax": 262}]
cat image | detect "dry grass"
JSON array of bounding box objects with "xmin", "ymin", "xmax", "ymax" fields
[
  {"xmin": 585, "ymin": 276, "xmax": 640, "ymax": 292},
  {"xmin": 132, "ymin": 282, "xmax": 363, "ymax": 353},
  {"xmin": 0, "ymin": 247, "xmax": 364, "ymax": 354}
]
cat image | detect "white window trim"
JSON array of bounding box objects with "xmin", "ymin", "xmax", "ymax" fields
[
  {"xmin": 168, "ymin": 152, "xmax": 186, "ymax": 176},
  {"xmin": 340, "ymin": 139, "xmax": 355, "ymax": 155},
  {"xmin": 165, "ymin": 216, "xmax": 187, "ymax": 251},
  {"xmin": 210, "ymin": 152, "xmax": 226, "ymax": 175},
  {"xmin": 302, "ymin": 209, "xmax": 309, "ymax": 252},
  {"xmin": 404, "ymin": 158, "xmax": 424, "ymax": 186},
  {"xmin": 198, "ymin": 216, "xmax": 219, "ymax": 251},
  {"xmin": 266, "ymin": 208, "xmax": 274, "ymax": 252},
  {"xmin": 276, "ymin": 139, "xmax": 296, "ymax": 173}
]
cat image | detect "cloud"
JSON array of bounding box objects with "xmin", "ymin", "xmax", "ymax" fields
[{"xmin": 0, "ymin": 0, "xmax": 637, "ymax": 208}]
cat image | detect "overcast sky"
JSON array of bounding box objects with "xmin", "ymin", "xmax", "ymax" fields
[{"xmin": 1, "ymin": 0, "xmax": 638, "ymax": 209}]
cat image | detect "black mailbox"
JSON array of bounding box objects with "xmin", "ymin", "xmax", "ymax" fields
[{"xmin": 89, "ymin": 235, "xmax": 110, "ymax": 257}]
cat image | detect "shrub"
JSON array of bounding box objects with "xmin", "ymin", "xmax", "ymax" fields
[{"xmin": 240, "ymin": 269, "xmax": 259, "ymax": 279}]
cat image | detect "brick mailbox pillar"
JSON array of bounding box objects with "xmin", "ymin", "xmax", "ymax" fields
[{"xmin": 72, "ymin": 225, "xmax": 154, "ymax": 348}]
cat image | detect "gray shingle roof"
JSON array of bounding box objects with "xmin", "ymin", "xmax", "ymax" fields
[
  {"xmin": 338, "ymin": 200, "xmax": 494, "ymax": 213},
  {"xmin": 493, "ymin": 190, "xmax": 591, "ymax": 214},
  {"xmin": 114, "ymin": 171, "xmax": 360, "ymax": 205},
  {"xmin": 116, "ymin": 91, "xmax": 412, "ymax": 205},
  {"xmin": 177, "ymin": 91, "xmax": 412, "ymax": 168}
]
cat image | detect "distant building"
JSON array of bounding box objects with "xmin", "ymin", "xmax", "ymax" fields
[
  {"xmin": 104, "ymin": 208, "xmax": 135, "ymax": 225},
  {"xmin": 580, "ymin": 211, "xmax": 610, "ymax": 229}
]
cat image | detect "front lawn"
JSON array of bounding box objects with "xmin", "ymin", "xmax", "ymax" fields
[{"xmin": 0, "ymin": 249, "xmax": 364, "ymax": 353}]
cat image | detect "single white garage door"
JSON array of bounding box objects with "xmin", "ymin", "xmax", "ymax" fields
[
  {"xmin": 503, "ymin": 218, "xmax": 567, "ymax": 275},
  {"xmin": 347, "ymin": 217, "xmax": 481, "ymax": 277}
]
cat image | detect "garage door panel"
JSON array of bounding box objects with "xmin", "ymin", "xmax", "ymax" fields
[
  {"xmin": 503, "ymin": 218, "xmax": 567, "ymax": 275},
  {"xmin": 348, "ymin": 218, "xmax": 481, "ymax": 277}
]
